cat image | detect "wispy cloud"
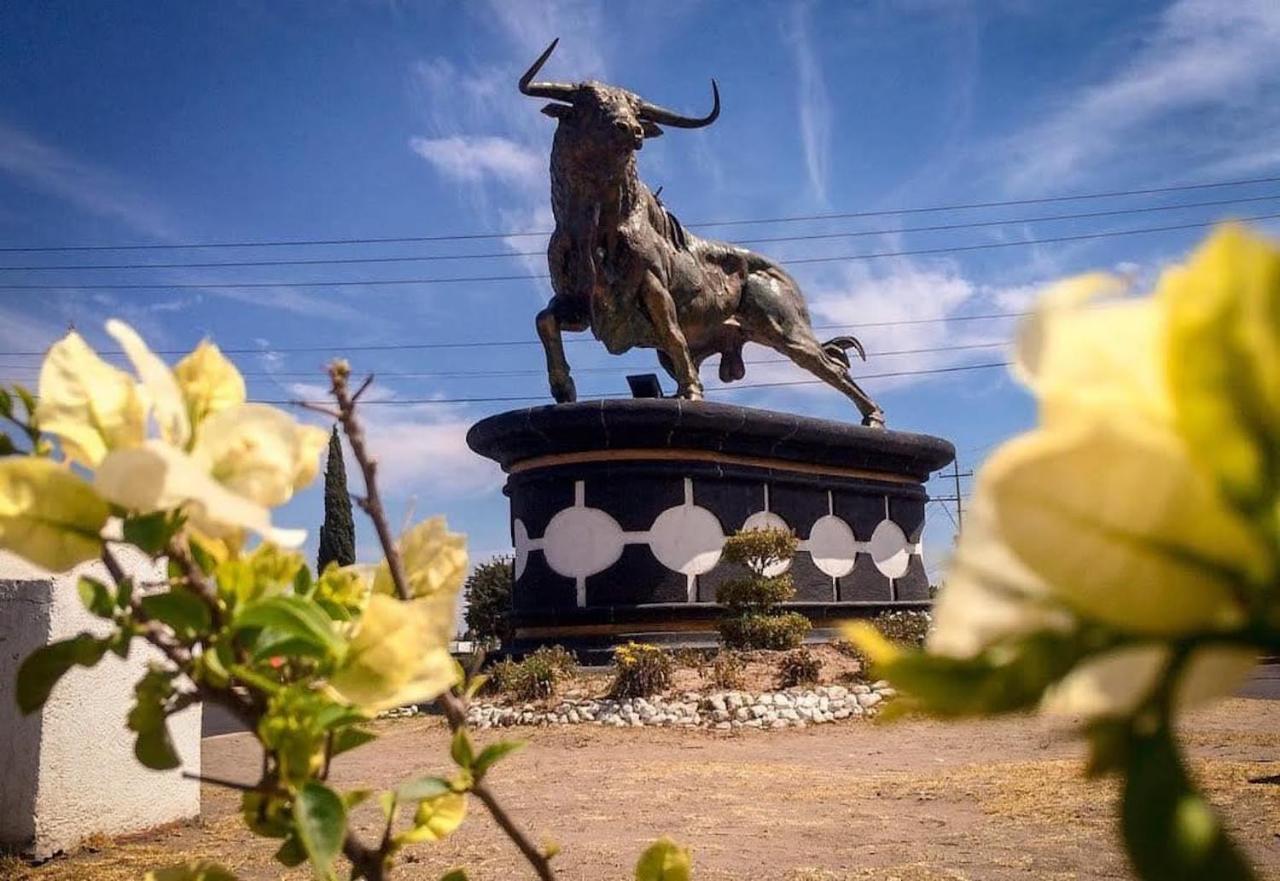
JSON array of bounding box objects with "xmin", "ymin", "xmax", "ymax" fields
[
  {"xmin": 409, "ymin": 135, "xmax": 543, "ymax": 188},
  {"xmin": 1002, "ymin": 0, "xmax": 1280, "ymax": 191},
  {"xmin": 782, "ymin": 2, "xmax": 832, "ymax": 204},
  {"xmin": 0, "ymin": 118, "xmax": 175, "ymax": 238}
]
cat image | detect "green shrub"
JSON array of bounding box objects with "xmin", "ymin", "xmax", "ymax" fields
[
  {"xmin": 464, "ymin": 556, "xmax": 514, "ymax": 647},
  {"xmin": 610, "ymin": 642, "xmax": 672, "ymax": 698},
  {"xmin": 873, "ymin": 610, "xmax": 932, "ymax": 647},
  {"xmin": 719, "ymin": 611, "xmax": 810, "ymax": 650},
  {"xmin": 481, "ymin": 644, "xmax": 576, "ymax": 701},
  {"xmin": 708, "ymin": 650, "xmax": 745, "ymax": 689},
  {"xmin": 776, "ymin": 648, "xmax": 822, "ymax": 688},
  {"xmin": 527, "ymin": 644, "xmax": 577, "ymax": 677},
  {"xmin": 834, "ymin": 610, "xmax": 932, "ymax": 676},
  {"xmin": 715, "ymin": 527, "xmax": 812, "ymax": 650}
]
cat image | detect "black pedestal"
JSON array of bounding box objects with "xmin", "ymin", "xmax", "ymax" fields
[{"xmin": 467, "ymin": 399, "xmax": 954, "ymax": 657}]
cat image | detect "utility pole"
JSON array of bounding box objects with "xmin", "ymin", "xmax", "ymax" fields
[{"xmin": 952, "ymin": 457, "xmax": 964, "ymax": 533}]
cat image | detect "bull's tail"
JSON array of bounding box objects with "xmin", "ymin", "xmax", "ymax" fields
[{"xmin": 822, "ymin": 335, "xmax": 866, "ymax": 370}]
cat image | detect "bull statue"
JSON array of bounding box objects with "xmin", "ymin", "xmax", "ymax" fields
[{"xmin": 522, "ymin": 40, "xmax": 886, "ymax": 427}]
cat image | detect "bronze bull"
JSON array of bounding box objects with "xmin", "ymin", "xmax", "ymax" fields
[{"xmin": 522, "ymin": 40, "xmax": 885, "ymax": 427}]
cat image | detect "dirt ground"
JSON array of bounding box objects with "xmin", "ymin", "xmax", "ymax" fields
[{"xmin": 11, "ymin": 697, "xmax": 1280, "ymax": 881}]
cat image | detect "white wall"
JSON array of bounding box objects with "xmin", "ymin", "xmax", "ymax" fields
[{"xmin": 0, "ymin": 550, "xmax": 201, "ymax": 860}]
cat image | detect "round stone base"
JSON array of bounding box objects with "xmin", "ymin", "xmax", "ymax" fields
[{"xmin": 467, "ymin": 399, "xmax": 954, "ymax": 656}]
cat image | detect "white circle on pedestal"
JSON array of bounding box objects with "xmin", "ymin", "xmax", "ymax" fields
[
  {"xmin": 649, "ymin": 505, "xmax": 724, "ymax": 575},
  {"xmin": 740, "ymin": 511, "xmax": 792, "ymax": 575},
  {"xmin": 542, "ymin": 506, "xmax": 625, "ymax": 578},
  {"xmin": 868, "ymin": 519, "xmax": 910, "ymax": 579},
  {"xmin": 513, "ymin": 518, "xmax": 530, "ymax": 580},
  {"xmin": 807, "ymin": 514, "xmax": 857, "ymax": 577}
]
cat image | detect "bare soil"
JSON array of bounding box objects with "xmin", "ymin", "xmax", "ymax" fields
[{"xmin": 12, "ymin": 698, "xmax": 1280, "ymax": 881}]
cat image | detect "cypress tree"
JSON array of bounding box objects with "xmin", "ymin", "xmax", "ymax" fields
[{"xmin": 317, "ymin": 427, "xmax": 355, "ymax": 572}]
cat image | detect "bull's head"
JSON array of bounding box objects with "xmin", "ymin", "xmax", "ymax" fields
[{"xmin": 519, "ymin": 39, "xmax": 719, "ymax": 153}]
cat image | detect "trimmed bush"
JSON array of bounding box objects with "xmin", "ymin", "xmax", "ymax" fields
[
  {"xmin": 610, "ymin": 642, "xmax": 672, "ymax": 698},
  {"xmin": 464, "ymin": 556, "xmax": 514, "ymax": 647},
  {"xmin": 719, "ymin": 612, "xmax": 811, "ymax": 651},
  {"xmin": 715, "ymin": 528, "xmax": 810, "ymax": 650},
  {"xmin": 776, "ymin": 648, "xmax": 822, "ymax": 688}
]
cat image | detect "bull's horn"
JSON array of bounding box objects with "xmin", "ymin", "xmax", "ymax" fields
[
  {"xmin": 518, "ymin": 38, "xmax": 578, "ymax": 101},
  {"xmin": 638, "ymin": 80, "xmax": 720, "ymax": 128}
]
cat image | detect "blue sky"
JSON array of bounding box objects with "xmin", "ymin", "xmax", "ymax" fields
[{"xmin": 2, "ymin": 0, "xmax": 1278, "ymax": 577}]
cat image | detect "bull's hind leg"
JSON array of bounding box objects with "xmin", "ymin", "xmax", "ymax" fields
[
  {"xmin": 780, "ymin": 334, "xmax": 885, "ymax": 427},
  {"xmin": 738, "ymin": 274, "xmax": 885, "ymax": 426}
]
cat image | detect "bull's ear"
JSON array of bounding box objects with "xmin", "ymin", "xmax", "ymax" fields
[
  {"xmin": 541, "ymin": 102, "xmax": 573, "ymax": 119},
  {"xmin": 641, "ymin": 120, "xmax": 664, "ymax": 139}
]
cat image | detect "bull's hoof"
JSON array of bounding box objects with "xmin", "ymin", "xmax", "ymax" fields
[
  {"xmin": 550, "ymin": 376, "xmax": 577, "ymax": 403},
  {"xmin": 678, "ymin": 384, "xmax": 704, "ymax": 402},
  {"xmin": 862, "ymin": 409, "xmax": 886, "ymax": 429}
]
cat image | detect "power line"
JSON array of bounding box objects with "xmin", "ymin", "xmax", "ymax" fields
[
  {"xmin": 255, "ymin": 361, "xmax": 1012, "ymax": 406},
  {"xmin": 4, "ymin": 212, "xmax": 1274, "ymax": 291},
  {"xmin": 0, "ymin": 313, "xmax": 1026, "ymax": 358},
  {"xmin": 0, "ymin": 341, "xmax": 1009, "ymax": 377},
  {"xmin": 4, "ymin": 192, "xmax": 1275, "ymax": 272},
  {"xmin": 3, "ymin": 174, "xmax": 1278, "ymax": 253}
]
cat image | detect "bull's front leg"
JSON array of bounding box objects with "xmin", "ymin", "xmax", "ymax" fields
[
  {"xmin": 639, "ymin": 273, "xmax": 702, "ymax": 401},
  {"xmin": 536, "ymin": 298, "xmax": 578, "ymax": 403}
]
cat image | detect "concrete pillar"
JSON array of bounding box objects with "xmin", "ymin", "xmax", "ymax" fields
[{"xmin": 0, "ymin": 550, "xmax": 201, "ymax": 860}]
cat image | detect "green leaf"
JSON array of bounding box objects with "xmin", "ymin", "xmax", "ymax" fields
[
  {"xmin": 188, "ymin": 536, "xmax": 218, "ymax": 575},
  {"xmin": 123, "ymin": 511, "xmax": 180, "ymax": 555},
  {"xmin": 145, "ymin": 860, "xmax": 239, "ymax": 881},
  {"xmin": 0, "ymin": 432, "xmax": 16, "ymax": 457},
  {"xmin": 395, "ymin": 775, "xmax": 451, "ymax": 802},
  {"xmin": 1121, "ymin": 722, "xmax": 1255, "ymax": 881},
  {"xmin": 0, "ymin": 387, "xmax": 11, "ymax": 417},
  {"xmin": 450, "ymin": 728, "xmax": 475, "ymax": 770},
  {"xmin": 128, "ymin": 668, "xmax": 180, "ymax": 770},
  {"xmin": 869, "ymin": 629, "xmax": 1100, "ymax": 718},
  {"xmin": 234, "ymin": 596, "xmax": 343, "ymax": 661},
  {"xmin": 274, "ymin": 835, "xmax": 308, "ymax": 868},
  {"xmin": 140, "ymin": 588, "xmax": 212, "ymax": 640},
  {"xmin": 330, "ymin": 727, "xmax": 377, "ymax": 758},
  {"xmin": 472, "ymin": 740, "xmax": 524, "ymax": 779},
  {"xmin": 293, "ymin": 781, "xmax": 346, "ymax": 881},
  {"xmin": 78, "ymin": 576, "xmax": 116, "ymax": 618},
  {"xmin": 635, "ymin": 838, "xmax": 692, "ymax": 881},
  {"xmin": 250, "ymin": 631, "xmax": 332, "ymax": 664},
  {"xmin": 16, "ymin": 633, "xmax": 110, "ymax": 714}
]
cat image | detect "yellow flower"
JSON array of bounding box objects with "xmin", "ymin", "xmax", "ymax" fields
[
  {"xmin": 29, "ymin": 320, "xmax": 323, "ymax": 547},
  {"xmin": 325, "ymin": 592, "xmax": 458, "ymax": 712},
  {"xmin": 197, "ymin": 404, "xmax": 327, "ymax": 508},
  {"xmin": 372, "ymin": 517, "xmax": 468, "ymax": 599},
  {"xmin": 0, "ymin": 458, "xmax": 110, "ymax": 571},
  {"xmin": 328, "ymin": 518, "xmax": 467, "ymax": 712},
  {"xmin": 36, "ymin": 330, "xmax": 145, "ymax": 467},
  {"xmin": 173, "ymin": 340, "xmax": 246, "ymax": 428},
  {"xmin": 867, "ymin": 225, "xmax": 1280, "ymax": 721}
]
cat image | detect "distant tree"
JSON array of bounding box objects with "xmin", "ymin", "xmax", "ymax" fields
[
  {"xmin": 317, "ymin": 427, "xmax": 355, "ymax": 572},
  {"xmin": 464, "ymin": 556, "xmax": 515, "ymax": 647}
]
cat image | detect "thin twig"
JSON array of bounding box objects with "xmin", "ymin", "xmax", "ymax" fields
[
  {"xmin": 182, "ymin": 771, "xmax": 271, "ymax": 793},
  {"xmin": 329, "ymin": 363, "xmax": 410, "ymax": 602},
  {"xmin": 330, "ymin": 361, "xmax": 559, "ymax": 880}
]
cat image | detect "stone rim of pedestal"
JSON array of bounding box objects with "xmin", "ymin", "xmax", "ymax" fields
[{"xmin": 466, "ymin": 398, "xmax": 956, "ymax": 481}]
